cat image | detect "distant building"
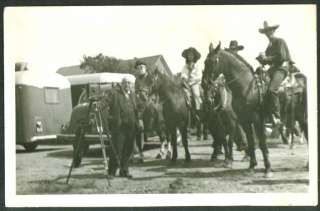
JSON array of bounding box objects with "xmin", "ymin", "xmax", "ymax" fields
[{"xmin": 57, "ymin": 55, "xmax": 173, "ymax": 77}]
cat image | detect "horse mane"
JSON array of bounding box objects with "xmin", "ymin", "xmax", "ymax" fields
[{"xmin": 219, "ymin": 50, "xmax": 255, "ymax": 75}]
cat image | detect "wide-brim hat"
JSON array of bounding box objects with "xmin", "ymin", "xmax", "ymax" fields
[
  {"xmin": 182, "ymin": 47, "xmax": 201, "ymax": 62},
  {"xmin": 226, "ymin": 40, "xmax": 244, "ymax": 51},
  {"xmin": 135, "ymin": 60, "xmax": 146, "ymax": 68},
  {"xmin": 259, "ymin": 21, "xmax": 279, "ymax": 34}
]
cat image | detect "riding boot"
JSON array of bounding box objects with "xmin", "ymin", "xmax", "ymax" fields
[
  {"xmin": 266, "ymin": 69, "xmax": 286, "ymax": 125},
  {"xmin": 268, "ymin": 90, "xmax": 282, "ymax": 125}
]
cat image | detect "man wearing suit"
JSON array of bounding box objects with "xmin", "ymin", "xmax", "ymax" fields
[{"xmin": 108, "ymin": 76, "xmax": 139, "ymax": 178}]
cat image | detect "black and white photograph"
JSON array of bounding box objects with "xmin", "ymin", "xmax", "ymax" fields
[{"xmin": 4, "ymin": 4, "xmax": 318, "ymax": 207}]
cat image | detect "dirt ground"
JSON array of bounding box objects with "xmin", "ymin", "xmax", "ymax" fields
[{"xmin": 16, "ymin": 135, "xmax": 309, "ymax": 194}]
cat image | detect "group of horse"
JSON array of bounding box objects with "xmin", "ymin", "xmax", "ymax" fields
[{"xmin": 140, "ymin": 42, "xmax": 308, "ymax": 178}]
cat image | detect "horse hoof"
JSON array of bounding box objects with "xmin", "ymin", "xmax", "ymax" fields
[
  {"xmin": 264, "ymin": 171, "xmax": 273, "ymax": 178},
  {"xmin": 185, "ymin": 157, "xmax": 191, "ymax": 163},
  {"xmin": 166, "ymin": 152, "xmax": 172, "ymax": 160},
  {"xmin": 223, "ymin": 163, "xmax": 232, "ymax": 169},
  {"xmin": 223, "ymin": 161, "xmax": 232, "ymax": 168},
  {"xmin": 184, "ymin": 159, "xmax": 191, "ymax": 164},
  {"xmin": 247, "ymin": 168, "xmax": 255, "ymax": 175},
  {"xmin": 241, "ymin": 156, "xmax": 250, "ymax": 162},
  {"xmin": 137, "ymin": 158, "xmax": 144, "ymax": 163},
  {"xmin": 211, "ymin": 157, "xmax": 218, "ymax": 162}
]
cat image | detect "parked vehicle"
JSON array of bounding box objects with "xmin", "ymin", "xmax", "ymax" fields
[
  {"xmin": 15, "ymin": 70, "xmax": 72, "ymax": 151},
  {"xmin": 59, "ymin": 72, "xmax": 136, "ymax": 153}
]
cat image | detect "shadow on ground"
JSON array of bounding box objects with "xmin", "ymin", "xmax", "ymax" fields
[
  {"xmin": 16, "ymin": 147, "xmax": 64, "ymax": 154},
  {"xmin": 243, "ymin": 179, "xmax": 309, "ymax": 185}
]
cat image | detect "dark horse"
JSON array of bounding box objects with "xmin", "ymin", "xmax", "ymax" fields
[
  {"xmin": 147, "ymin": 70, "xmax": 191, "ymax": 162},
  {"xmin": 278, "ymin": 74, "xmax": 308, "ymax": 147},
  {"xmin": 142, "ymin": 100, "xmax": 171, "ymax": 159},
  {"xmin": 202, "ymin": 75, "xmax": 248, "ymax": 166},
  {"xmin": 204, "ymin": 42, "xmax": 272, "ymax": 177}
]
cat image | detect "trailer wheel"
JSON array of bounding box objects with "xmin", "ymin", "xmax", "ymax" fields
[
  {"xmin": 23, "ymin": 142, "xmax": 38, "ymax": 152},
  {"xmin": 73, "ymin": 126, "xmax": 86, "ymax": 168}
]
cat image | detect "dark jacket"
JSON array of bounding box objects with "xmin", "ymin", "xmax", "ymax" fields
[
  {"xmin": 109, "ymin": 86, "xmax": 139, "ymax": 133},
  {"xmin": 135, "ymin": 75, "xmax": 150, "ymax": 101},
  {"xmin": 135, "ymin": 74, "xmax": 152, "ymax": 115},
  {"xmin": 265, "ymin": 37, "xmax": 292, "ymax": 67}
]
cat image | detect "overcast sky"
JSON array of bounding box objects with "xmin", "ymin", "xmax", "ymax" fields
[{"xmin": 4, "ymin": 5, "xmax": 317, "ymax": 75}]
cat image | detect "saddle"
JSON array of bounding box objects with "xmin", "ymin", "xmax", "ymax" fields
[{"xmin": 254, "ymin": 72, "xmax": 268, "ymax": 105}]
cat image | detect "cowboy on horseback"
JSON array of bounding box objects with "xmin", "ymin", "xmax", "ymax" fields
[
  {"xmin": 180, "ymin": 47, "xmax": 202, "ymax": 121},
  {"xmin": 256, "ymin": 21, "xmax": 294, "ymax": 125},
  {"xmin": 226, "ymin": 40, "xmax": 254, "ymax": 72}
]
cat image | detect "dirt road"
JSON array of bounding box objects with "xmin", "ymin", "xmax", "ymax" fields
[{"xmin": 16, "ymin": 136, "xmax": 309, "ymax": 194}]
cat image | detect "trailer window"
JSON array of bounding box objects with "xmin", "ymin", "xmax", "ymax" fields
[{"xmin": 44, "ymin": 87, "xmax": 59, "ymax": 104}]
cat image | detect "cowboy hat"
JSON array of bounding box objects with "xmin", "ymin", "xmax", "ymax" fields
[
  {"xmin": 182, "ymin": 47, "xmax": 201, "ymax": 62},
  {"xmin": 134, "ymin": 60, "xmax": 146, "ymax": 68},
  {"xmin": 259, "ymin": 21, "xmax": 279, "ymax": 34},
  {"xmin": 226, "ymin": 40, "xmax": 244, "ymax": 51}
]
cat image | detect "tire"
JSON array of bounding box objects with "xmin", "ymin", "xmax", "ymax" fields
[{"xmin": 23, "ymin": 142, "xmax": 38, "ymax": 152}]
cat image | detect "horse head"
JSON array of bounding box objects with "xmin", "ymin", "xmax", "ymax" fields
[
  {"xmin": 204, "ymin": 42, "xmax": 223, "ymax": 85},
  {"xmin": 145, "ymin": 67, "xmax": 162, "ymax": 96}
]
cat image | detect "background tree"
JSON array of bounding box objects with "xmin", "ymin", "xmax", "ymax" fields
[{"xmin": 80, "ymin": 53, "xmax": 136, "ymax": 75}]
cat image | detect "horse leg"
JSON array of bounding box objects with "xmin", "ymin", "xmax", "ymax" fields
[
  {"xmin": 179, "ymin": 126, "xmax": 191, "ymax": 162},
  {"xmin": 293, "ymin": 121, "xmax": 304, "ymax": 144},
  {"xmin": 156, "ymin": 129, "xmax": 165, "ymax": 159},
  {"xmin": 203, "ymin": 120, "xmax": 209, "ymax": 140},
  {"xmin": 255, "ymin": 120, "xmax": 272, "ymax": 177},
  {"xmin": 242, "ymin": 123, "xmax": 257, "ymax": 172},
  {"xmin": 228, "ymin": 131, "xmax": 235, "ymax": 162},
  {"xmin": 164, "ymin": 129, "xmax": 172, "ymax": 160},
  {"xmin": 170, "ymin": 127, "xmax": 178, "ymax": 162},
  {"xmin": 279, "ymin": 124, "xmax": 289, "ymax": 144},
  {"xmin": 222, "ymin": 136, "xmax": 232, "ymax": 168},
  {"xmin": 195, "ymin": 109, "xmax": 202, "ymax": 141},
  {"xmin": 208, "ymin": 125, "xmax": 218, "ymax": 162},
  {"xmin": 196, "ymin": 120, "xmax": 202, "ymax": 141},
  {"xmin": 135, "ymin": 130, "xmax": 144, "ymax": 163},
  {"xmin": 301, "ymin": 121, "xmax": 308, "ymax": 142}
]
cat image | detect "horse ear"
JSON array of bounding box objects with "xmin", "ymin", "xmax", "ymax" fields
[
  {"xmin": 215, "ymin": 41, "xmax": 221, "ymax": 53},
  {"xmin": 209, "ymin": 42, "xmax": 214, "ymax": 53}
]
